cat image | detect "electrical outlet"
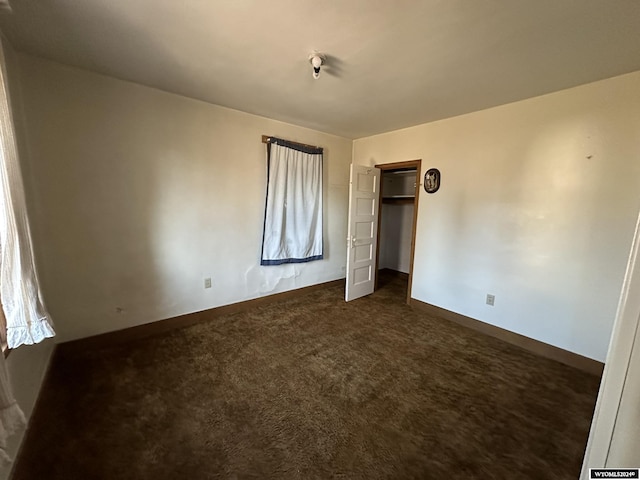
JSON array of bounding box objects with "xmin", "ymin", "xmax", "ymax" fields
[
  {"xmin": 486, "ymin": 294, "xmax": 495, "ymax": 306},
  {"xmin": 204, "ymin": 277, "xmax": 212, "ymax": 289}
]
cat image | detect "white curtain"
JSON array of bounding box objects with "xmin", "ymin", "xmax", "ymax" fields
[
  {"xmin": 0, "ymin": 36, "xmax": 53, "ymax": 465},
  {"xmin": 0, "ymin": 41, "xmax": 55, "ymax": 347},
  {"xmin": 261, "ymin": 139, "xmax": 323, "ymax": 265}
]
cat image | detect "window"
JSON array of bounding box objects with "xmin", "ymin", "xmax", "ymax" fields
[{"xmin": 260, "ymin": 137, "xmax": 323, "ymax": 265}]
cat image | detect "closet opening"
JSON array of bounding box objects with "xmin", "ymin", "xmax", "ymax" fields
[{"xmin": 375, "ymin": 160, "xmax": 421, "ymax": 304}]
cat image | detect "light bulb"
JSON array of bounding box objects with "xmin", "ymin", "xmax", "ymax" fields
[
  {"xmin": 308, "ymin": 52, "xmax": 325, "ymax": 80},
  {"xmin": 311, "ymin": 55, "xmax": 322, "ymax": 69}
]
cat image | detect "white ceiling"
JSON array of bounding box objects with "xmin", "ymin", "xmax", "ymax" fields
[{"xmin": 0, "ymin": 0, "xmax": 639, "ymax": 139}]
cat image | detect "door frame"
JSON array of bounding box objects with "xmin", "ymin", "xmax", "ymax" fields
[{"xmin": 374, "ymin": 159, "xmax": 422, "ymax": 304}]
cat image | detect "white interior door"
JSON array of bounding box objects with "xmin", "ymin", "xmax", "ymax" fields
[
  {"xmin": 345, "ymin": 164, "xmax": 381, "ymax": 301},
  {"xmin": 581, "ymin": 211, "xmax": 640, "ymax": 475}
]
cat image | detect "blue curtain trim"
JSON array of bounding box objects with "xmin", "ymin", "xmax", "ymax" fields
[
  {"xmin": 259, "ymin": 143, "xmax": 273, "ymax": 268},
  {"xmin": 267, "ymin": 137, "xmax": 323, "ymax": 155},
  {"xmin": 261, "ymin": 254, "xmax": 323, "ymax": 266}
]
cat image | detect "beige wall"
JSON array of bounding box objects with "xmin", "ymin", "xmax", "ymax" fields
[
  {"xmin": 354, "ymin": 71, "xmax": 640, "ymax": 362},
  {"xmin": 379, "ymin": 203, "xmax": 414, "ymax": 273},
  {"xmin": 16, "ymin": 54, "xmax": 352, "ymax": 342},
  {"xmin": 0, "ymin": 341, "xmax": 54, "ymax": 480}
]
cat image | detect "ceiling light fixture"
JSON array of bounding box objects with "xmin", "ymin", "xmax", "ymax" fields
[{"xmin": 308, "ymin": 52, "xmax": 326, "ymax": 80}]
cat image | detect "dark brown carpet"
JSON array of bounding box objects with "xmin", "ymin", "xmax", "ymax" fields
[{"xmin": 13, "ymin": 272, "xmax": 600, "ymax": 480}]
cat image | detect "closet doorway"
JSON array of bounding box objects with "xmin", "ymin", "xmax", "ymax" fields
[{"xmin": 375, "ymin": 160, "xmax": 421, "ymax": 304}]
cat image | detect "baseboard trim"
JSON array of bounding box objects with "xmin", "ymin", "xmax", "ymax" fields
[
  {"xmin": 59, "ymin": 279, "xmax": 345, "ymax": 354},
  {"xmin": 410, "ymin": 297, "xmax": 604, "ymax": 376}
]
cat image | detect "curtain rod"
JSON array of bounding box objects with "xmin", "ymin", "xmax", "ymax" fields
[{"xmin": 261, "ymin": 135, "xmax": 322, "ymax": 151}]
